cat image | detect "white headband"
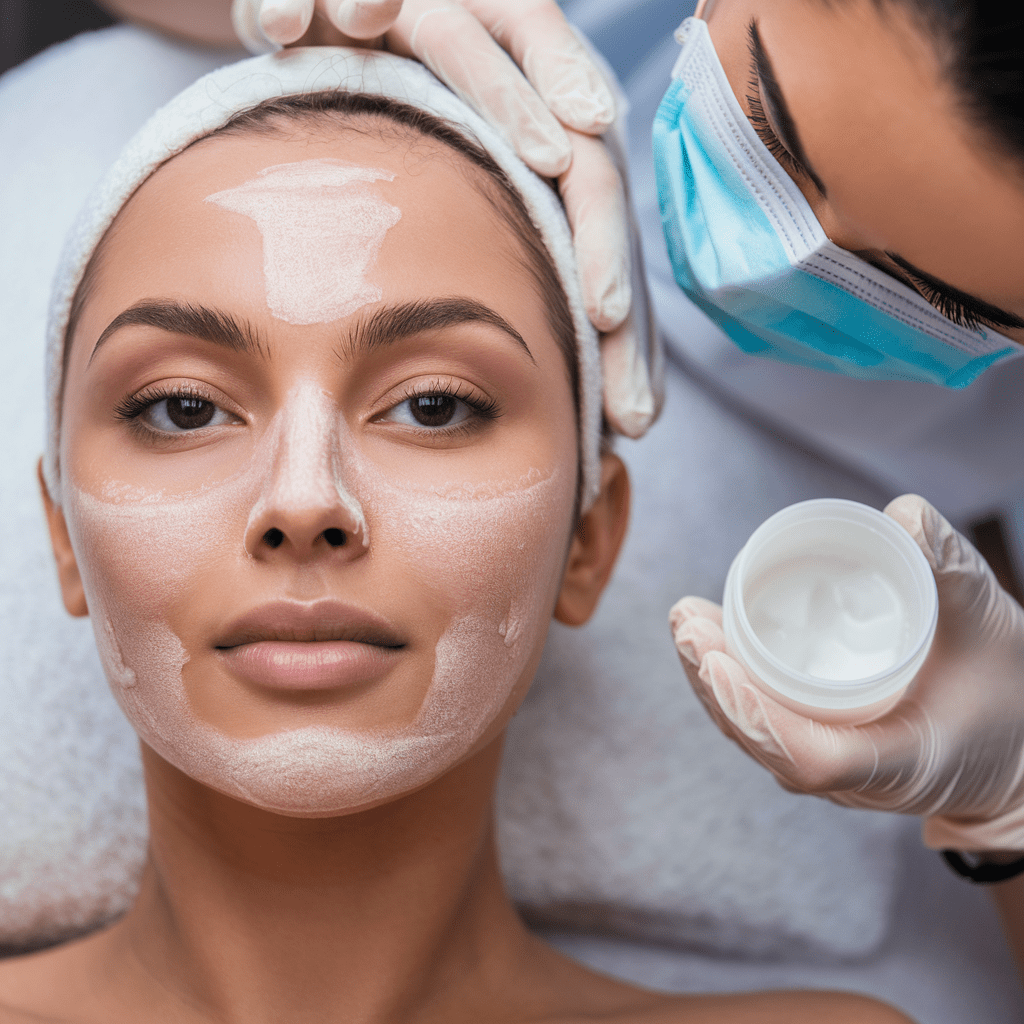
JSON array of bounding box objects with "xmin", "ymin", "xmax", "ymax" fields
[{"xmin": 44, "ymin": 48, "xmax": 602, "ymax": 508}]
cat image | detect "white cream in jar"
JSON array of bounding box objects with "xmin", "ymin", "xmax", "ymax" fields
[{"xmin": 723, "ymin": 499, "xmax": 938, "ymax": 724}]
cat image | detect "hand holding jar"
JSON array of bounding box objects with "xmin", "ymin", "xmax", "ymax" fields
[{"xmin": 672, "ymin": 493, "xmax": 1024, "ymax": 856}]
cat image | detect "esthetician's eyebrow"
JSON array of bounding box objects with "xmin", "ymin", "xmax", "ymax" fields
[
  {"xmin": 345, "ymin": 297, "xmax": 535, "ymax": 364},
  {"xmin": 90, "ymin": 300, "xmax": 267, "ymax": 364},
  {"xmin": 748, "ymin": 20, "xmax": 828, "ymax": 196}
]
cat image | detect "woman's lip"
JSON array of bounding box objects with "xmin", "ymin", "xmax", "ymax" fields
[
  {"xmin": 218, "ymin": 640, "xmax": 400, "ymax": 691},
  {"xmin": 216, "ymin": 599, "xmax": 405, "ymax": 649}
]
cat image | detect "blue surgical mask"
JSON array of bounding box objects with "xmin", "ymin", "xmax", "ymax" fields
[{"xmin": 652, "ymin": 18, "xmax": 1019, "ymax": 388}]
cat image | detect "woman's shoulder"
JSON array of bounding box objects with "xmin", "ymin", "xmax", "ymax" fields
[
  {"xmin": 637, "ymin": 988, "xmax": 915, "ymax": 1024},
  {"xmin": 0, "ymin": 929, "xmax": 107, "ymax": 1024},
  {"xmin": 536, "ymin": 942, "xmax": 915, "ymax": 1024}
]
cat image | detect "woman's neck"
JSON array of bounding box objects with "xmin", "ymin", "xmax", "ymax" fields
[{"xmin": 106, "ymin": 738, "xmax": 539, "ymax": 1024}]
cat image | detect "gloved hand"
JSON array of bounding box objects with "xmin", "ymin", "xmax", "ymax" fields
[
  {"xmin": 230, "ymin": 0, "xmax": 661, "ymax": 436},
  {"xmin": 670, "ymin": 493, "xmax": 1024, "ymax": 853}
]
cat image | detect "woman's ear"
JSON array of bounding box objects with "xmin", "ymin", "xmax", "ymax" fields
[
  {"xmin": 37, "ymin": 459, "xmax": 88, "ymax": 618},
  {"xmin": 554, "ymin": 452, "xmax": 630, "ymax": 626}
]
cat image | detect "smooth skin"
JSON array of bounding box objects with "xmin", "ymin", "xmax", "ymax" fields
[{"xmin": 2, "ymin": 120, "xmax": 907, "ymax": 1022}]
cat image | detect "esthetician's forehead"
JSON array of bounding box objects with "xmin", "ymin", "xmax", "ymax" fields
[
  {"xmin": 68, "ymin": 125, "xmax": 562, "ymax": 373},
  {"xmin": 726, "ymin": 0, "xmax": 1024, "ymax": 316}
]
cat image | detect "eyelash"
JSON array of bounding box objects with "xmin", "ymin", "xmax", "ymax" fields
[
  {"xmin": 114, "ymin": 382, "xmax": 230, "ymax": 442},
  {"xmin": 387, "ymin": 378, "xmax": 501, "ymax": 434},
  {"xmin": 114, "ymin": 382, "xmax": 211, "ymax": 422},
  {"xmin": 114, "ymin": 379, "xmax": 502, "ymax": 439},
  {"xmin": 746, "ymin": 71, "xmax": 807, "ymax": 180},
  {"xmin": 888, "ymin": 267, "xmax": 982, "ymax": 331}
]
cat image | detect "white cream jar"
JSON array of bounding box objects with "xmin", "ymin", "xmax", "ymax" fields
[{"xmin": 722, "ymin": 499, "xmax": 938, "ymax": 724}]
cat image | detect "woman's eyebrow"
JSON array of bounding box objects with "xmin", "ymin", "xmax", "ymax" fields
[
  {"xmin": 747, "ymin": 19, "xmax": 828, "ymax": 196},
  {"xmin": 345, "ymin": 297, "xmax": 535, "ymax": 363},
  {"xmin": 90, "ymin": 300, "xmax": 267, "ymax": 364}
]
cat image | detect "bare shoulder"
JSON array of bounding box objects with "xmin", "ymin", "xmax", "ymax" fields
[
  {"xmin": 529, "ymin": 938, "xmax": 915, "ymax": 1024},
  {"xmin": 0, "ymin": 930, "xmax": 108, "ymax": 1024},
  {"xmin": 0, "ymin": 988, "xmax": 65, "ymax": 1024},
  {"xmin": 641, "ymin": 988, "xmax": 915, "ymax": 1024}
]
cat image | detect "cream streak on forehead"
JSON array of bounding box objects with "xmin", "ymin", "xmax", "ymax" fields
[{"xmin": 205, "ymin": 158, "xmax": 402, "ymax": 325}]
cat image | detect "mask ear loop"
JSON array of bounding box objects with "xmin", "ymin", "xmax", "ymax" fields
[{"xmin": 694, "ymin": 0, "xmax": 716, "ymax": 20}]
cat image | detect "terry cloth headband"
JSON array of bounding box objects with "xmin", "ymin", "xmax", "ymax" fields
[{"xmin": 44, "ymin": 47, "xmax": 603, "ymax": 508}]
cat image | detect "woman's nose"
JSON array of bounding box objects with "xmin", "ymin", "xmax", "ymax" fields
[{"xmin": 244, "ymin": 387, "xmax": 368, "ymax": 561}]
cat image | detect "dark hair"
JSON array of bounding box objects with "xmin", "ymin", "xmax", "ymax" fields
[
  {"xmin": 65, "ymin": 92, "xmax": 580, "ymax": 422},
  {"xmin": 879, "ymin": 0, "xmax": 1024, "ymax": 166}
]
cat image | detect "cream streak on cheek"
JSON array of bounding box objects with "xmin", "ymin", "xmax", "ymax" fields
[
  {"xmin": 205, "ymin": 158, "xmax": 402, "ymax": 325},
  {"xmin": 63, "ymin": 387, "xmax": 574, "ymax": 816}
]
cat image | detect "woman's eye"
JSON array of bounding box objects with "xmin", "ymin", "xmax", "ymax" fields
[
  {"xmin": 145, "ymin": 396, "xmax": 233, "ymax": 432},
  {"xmin": 384, "ymin": 393, "xmax": 475, "ymax": 430}
]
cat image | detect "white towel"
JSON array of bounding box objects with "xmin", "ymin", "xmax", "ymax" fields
[{"xmin": 3, "ymin": 25, "xmax": 903, "ymax": 960}]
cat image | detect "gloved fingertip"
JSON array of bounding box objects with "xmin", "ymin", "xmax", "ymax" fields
[
  {"xmin": 516, "ymin": 129, "xmax": 573, "ymax": 177},
  {"xmin": 673, "ymin": 617, "xmax": 726, "ymax": 668},
  {"xmin": 699, "ymin": 650, "xmax": 739, "ymax": 709},
  {"xmin": 332, "ymin": 0, "xmax": 403, "ymax": 38},
  {"xmin": 259, "ymin": 0, "xmax": 311, "ymax": 44},
  {"xmin": 232, "ymin": 0, "xmax": 280, "ymax": 53},
  {"xmin": 604, "ymin": 386, "xmax": 655, "ymax": 439},
  {"xmin": 588, "ymin": 284, "xmax": 631, "ymax": 334},
  {"xmin": 885, "ymin": 492, "xmax": 969, "ymax": 578},
  {"xmin": 669, "ymin": 596, "xmax": 723, "ymax": 632},
  {"xmin": 599, "ymin": 315, "xmax": 657, "ymax": 439},
  {"xmin": 547, "ymin": 85, "xmax": 616, "ymax": 135},
  {"xmin": 674, "ymin": 637, "xmax": 699, "ymax": 668},
  {"xmin": 883, "ymin": 493, "xmax": 930, "ymax": 541}
]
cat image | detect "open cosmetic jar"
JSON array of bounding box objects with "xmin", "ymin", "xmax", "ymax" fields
[{"xmin": 722, "ymin": 499, "xmax": 938, "ymax": 724}]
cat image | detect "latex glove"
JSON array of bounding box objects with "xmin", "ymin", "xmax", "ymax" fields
[
  {"xmin": 232, "ymin": 0, "xmax": 403, "ymax": 50},
  {"xmin": 670, "ymin": 494, "xmax": 1024, "ymax": 854},
  {"xmin": 230, "ymin": 0, "xmax": 660, "ymax": 436}
]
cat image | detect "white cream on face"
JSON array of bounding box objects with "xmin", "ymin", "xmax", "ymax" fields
[
  {"xmin": 64, "ymin": 384, "xmax": 573, "ymax": 816},
  {"xmin": 246, "ymin": 380, "xmax": 368, "ymax": 548},
  {"xmin": 746, "ymin": 558, "xmax": 908, "ymax": 681},
  {"xmin": 206, "ymin": 159, "xmax": 402, "ymax": 325}
]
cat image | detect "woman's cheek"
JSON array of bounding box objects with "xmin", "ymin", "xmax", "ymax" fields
[
  {"xmin": 65, "ymin": 476, "xmax": 249, "ymax": 627},
  {"xmin": 366, "ymin": 464, "xmax": 575, "ymax": 635}
]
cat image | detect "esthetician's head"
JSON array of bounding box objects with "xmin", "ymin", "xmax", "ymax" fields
[
  {"xmin": 702, "ymin": 0, "xmax": 1024, "ymax": 340},
  {"xmin": 40, "ymin": 80, "xmax": 629, "ymax": 818}
]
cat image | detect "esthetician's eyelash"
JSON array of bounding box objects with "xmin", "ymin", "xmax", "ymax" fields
[
  {"xmin": 745, "ymin": 69, "xmax": 807, "ymax": 180},
  {"xmin": 896, "ymin": 276, "xmax": 979, "ymax": 330}
]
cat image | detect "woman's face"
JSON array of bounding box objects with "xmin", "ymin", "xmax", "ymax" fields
[
  {"xmin": 705, "ymin": 0, "xmax": 1024, "ymax": 342},
  {"xmin": 56, "ymin": 124, "xmax": 580, "ymax": 816}
]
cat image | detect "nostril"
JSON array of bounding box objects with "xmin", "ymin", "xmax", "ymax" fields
[
  {"xmin": 323, "ymin": 528, "xmax": 346, "ymax": 547},
  {"xmin": 264, "ymin": 528, "xmax": 284, "ymax": 549}
]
